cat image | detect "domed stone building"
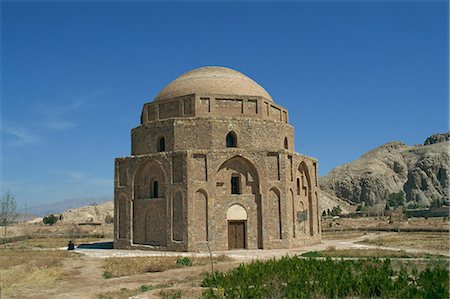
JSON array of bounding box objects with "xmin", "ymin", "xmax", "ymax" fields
[{"xmin": 114, "ymin": 66, "xmax": 320, "ymax": 251}]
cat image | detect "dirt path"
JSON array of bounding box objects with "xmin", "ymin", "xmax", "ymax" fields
[{"xmin": 24, "ymin": 254, "xmax": 239, "ymax": 299}]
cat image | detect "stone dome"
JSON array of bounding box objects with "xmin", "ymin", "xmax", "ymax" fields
[{"xmin": 154, "ymin": 66, "xmax": 273, "ymax": 102}]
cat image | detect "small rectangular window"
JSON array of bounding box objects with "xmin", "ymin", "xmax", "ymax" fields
[
  {"xmin": 231, "ymin": 175, "xmax": 241, "ymax": 194},
  {"xmin": 152, "ymin": 181, "xmax": 158, "ymax": 198}
]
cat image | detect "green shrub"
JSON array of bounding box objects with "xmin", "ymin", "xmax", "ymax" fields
[
  {"xmin": 176, "ymin": 257, "xmax": 192, "ymax": 267},
  {"xmin": 43, "ymin": 214, "xmax": 58, "ymax": 225},
  {"xmin": 202, "ymin": 256, "xmax": 449, "ymax": 299},
  {"xmin": 104, "ymin": 214, "xmax": 114, "ymax": 224}
]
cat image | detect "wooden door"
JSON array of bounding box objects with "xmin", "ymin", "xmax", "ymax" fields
[{"xmin": 228, "ymin": 221, "xmax": 246, "ymax": 249}]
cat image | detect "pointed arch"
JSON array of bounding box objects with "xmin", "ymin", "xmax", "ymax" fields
[
  {"xmin": 133, "ymin": 160, "xmax": 166, "ymax": 199},
  {"xmin": 194, "ymin": 189, "xmax": 208, "ymax": 242},
  {"xmin": 117, "ymin": 194, "xmax": 128, "ymax": 239},
  {"xmin": 269, "ymin": 187, "xmax": 282, "ymax": 240},
  {"xmin": 298, "ymin": 161, "xmax": 313, "ymax": 236},
  {"xmin": 216, "ymin": 155, "xmax": 262, "ymax": 249},
  {"xmin": 216, "ymin": 155, "xmax": 260, "ymax": 195}
]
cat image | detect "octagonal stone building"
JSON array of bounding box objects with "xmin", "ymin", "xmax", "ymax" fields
[{"xmin": 114, "ymin": 66, "xmax": 321, "ymax": 251}]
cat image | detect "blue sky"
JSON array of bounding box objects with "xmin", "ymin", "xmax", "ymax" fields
[{"xmin": 1, "ymin": 1, "xmax": 448, "ymax": 206}]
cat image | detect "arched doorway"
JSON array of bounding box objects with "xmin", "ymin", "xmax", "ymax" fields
[{"xmin": 227, "ymin": 204, "xmax": 247, "ymax": 249}]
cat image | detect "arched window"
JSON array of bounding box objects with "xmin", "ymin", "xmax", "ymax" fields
[
  {"xmin": 296, "ymin": 178, "xmax": 300, "ymax": 195},
  {"xmin": 157, "ymin": 136, "xmax": 165, "ymax": 152},
  {"xmin": 226, "ymin": 132, "xmax": 237, "ymax": 148},
  {"xmin": 151, "ymin": 181, "xmax": 158, "ymax": 198},
  {"xmin": 284, "ymin": 137, "xmax": 288, "ymax": 149}
]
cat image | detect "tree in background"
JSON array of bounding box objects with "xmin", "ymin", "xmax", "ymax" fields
[
  {"xmin": 387, "ymin": 192, "xmax": 405, "ymax": 209},
  {"xmin": 1, "ymin": 191, "xmax": 17, "ymax": 243},
  {"xmin": 430, "ymin": 198, "xmax": 444, "ymax": 209},
  {"xmin": 105, "ymin": 213, "xmax": 114, "ymax": 224},
  {"xmin": 330, "ymin": 205, "xmax": 342, "ymax": 216},
  {"xmin": 43, "ymin": 214, "xmax": 58, "ymax": 226}
]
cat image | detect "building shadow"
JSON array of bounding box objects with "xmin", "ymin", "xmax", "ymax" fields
[{"xmin": 76, "ymin": 241, "xmax": 113, "ymax": 249}]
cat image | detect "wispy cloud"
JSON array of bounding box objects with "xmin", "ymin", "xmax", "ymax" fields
[
  {"xmin": 2, "ymin": 91, "xmax": 102, "ymax": 147},
  {"xmin": 42, "ymin": 120, "xmax": 76, "ymax": 130},
  {"xmin": 3, "ymin": 126, "xmax": 40, "ymax": 147},
  {"xmin": 39, "ymin": 100, "xmax": 83, "ymax": 131},
  {"xmin": 53, "ymin": 170, "xmax": 112, "ymax": 186}
]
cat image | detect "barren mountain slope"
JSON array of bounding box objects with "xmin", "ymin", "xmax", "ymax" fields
[
  {"xmin": 319, "ymin": 133, "xmax": 449, "ymax": 206},
  {"xmin": 60, "ymin": 201, "xmax": 114, "ymax": 223}
]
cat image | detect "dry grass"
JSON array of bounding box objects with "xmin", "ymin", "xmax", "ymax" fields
[
  {"xmin": 358, "ymin": 232, "xmax": 449, "ymax": 252},
  {"xmin": 302, "ymin": 247, "xmax": 446, "ymax": 259},
  {"xmin": 102, "ymin": 255, "xmax": 230, "ymax": 278},
  {"xmin": 321, "ymin": 230, "xmax": 367, "ymax": 240},
  {"xmin": 0, "ymin": 249, "xmax": 78, "ymax": 298},
  {"xmin": 96, "ymin": 284, "xmax": 169, "ymax": 299},
  {"xmin": 322, "ymin": 217, "xmax": 450, "ymax": 231}
]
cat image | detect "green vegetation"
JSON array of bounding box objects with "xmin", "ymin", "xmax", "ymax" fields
[
  {"xmin": 176, "ymin": 257, "xmax": 192, "ymax": 266},
  {"xmin": 430, "ymin": 198, "xmax": 446, "ymax": 208},
  {"xmin": 105, "ymin": 213, "xmax": 114, "ymax": 224},
  {"xmin": 323, "ymin": 206, "xmax": 342, "ymax": 217},
  {"xmin": 387, "ymin": 192, "xmax": 405, "ymax": 209},
  {"xmin": 300, "ymin": 248, "xmax": 445, "ymax": 259},
  {"xmin": 1, "ymin": 190, "xmax": 17, "ymax": 243},
  {"xmin": 202, "ymin": 256, "xmax": 449, "ymax": 299},
  {"xmin": 160, "ymin": 289, "xmax": 183, "ymax": 299},
  {"xmin": 43, "ymin": 214, "xmax": 59, "ymax": 225}
]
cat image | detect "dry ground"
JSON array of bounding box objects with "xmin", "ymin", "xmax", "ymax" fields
[
  {"xmin": 322, "ymin": 216, "xmax": 449, "ymax": 231},
  {"xmin": 1, "ymin": 218, "xmax": 448, "ymax": 298},
  {"xmin": 357, "ymin": 232, "xmax": 449, "ymax": 252}
]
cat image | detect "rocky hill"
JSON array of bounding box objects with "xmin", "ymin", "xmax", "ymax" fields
[
  {"xmin": 28, "ymin": 196, "xmax": 112, "ymax": 216},
  {"xmin": 59, "ymin": 201, "xmax": 114, "ymax": 223},
  {"xmin": 319, "ymin": 132, "xmax": 449, "ymax": 208},
  {"xmin": 26, "ymin": 201, "xmax": 114, "ymax": 224}
]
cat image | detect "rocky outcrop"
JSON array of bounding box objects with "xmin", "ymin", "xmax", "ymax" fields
[
  {"xmin": 320, "ymin": 133, "xmax": 449, "ymax": 207},
  {"xmin": 424, "ymin": 132, "xmax": 449, "ymax": 145}
]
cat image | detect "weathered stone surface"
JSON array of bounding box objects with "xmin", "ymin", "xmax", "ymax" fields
[
  {"xmin": 319, "ymin": 134, "xmax": 449, "ymax": 207},
  {"xmin": 424, "ymin": 132, "xmax": 449, "ymax": 145},
  {"xmin": 114, "ymin": 66, "xmax": 321, "ymax": 252}
]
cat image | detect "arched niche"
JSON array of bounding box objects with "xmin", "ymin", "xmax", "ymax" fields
[
  {"xmin": 117, "ymin": 195, "xmax": 128, "ymax": 239},
  {"xmin": 227, "ymin": 204, "xmax": 248, "ymax": 221},
  {"xmin": 298, "ymin": 161, "xmax": 313, "ymax": 236},
  {"xmin": 133, "ymin": 160, "xmax": 166, "ymax": 199},
  {"xmin": 194, "ymin": 189, "xmax": 208, "ymax": 242},
  {"xmin": 290, "ymin": 189, "xmax": 295, "ymax": 238},
  {"xmin": 215, "ymin": 155, "xmax": 262, "ymax": 249},
  {"xmin": 172, "ymin": 191, "xmax": 183, "ymax": 241},
  {"xmin": 269, "ymin": 187, "xmax": 282, "ymax": 240},
  {"xmin": 216, "ymin": 155, "xmax": 260, "ymax": 195}
]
